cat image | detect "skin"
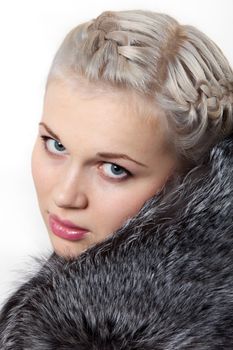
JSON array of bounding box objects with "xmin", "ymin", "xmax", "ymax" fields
[{"xmin": 31, "ymin": 79, "xmax": 177, "ymax": 258}]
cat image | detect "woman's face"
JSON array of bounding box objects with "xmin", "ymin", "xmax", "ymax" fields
[{"xmin": 31, "ymin": 79, "xmax": 177, "ymax": 257}]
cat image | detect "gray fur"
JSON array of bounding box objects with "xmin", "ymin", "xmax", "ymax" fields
[{"xmin": 1, "ymin": 135, "xmax": 233, "ymax": 349}]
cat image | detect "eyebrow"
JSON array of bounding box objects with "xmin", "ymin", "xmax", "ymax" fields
[
  {"xmin": 96, "ymin": 152, "xmax": 147, "ymax": 167},
  {"xmin": 39, "ymin": 122, "xmax": 147, "ymax": 167},
  {"xmin": 39, "ymin": 122, "xmax": 61, "ymax": 141}
]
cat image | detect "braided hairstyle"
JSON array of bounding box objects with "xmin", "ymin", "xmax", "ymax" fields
[{"xmin": 46, "ymin": 10, "xmax": 233, "ymax": 165}]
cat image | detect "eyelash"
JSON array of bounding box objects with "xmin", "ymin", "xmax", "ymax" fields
[
  {"xmin": 39, "ymin": 135, "xmax": 132, "ymax": 181},
  {"xmin": 40, "ymin": 135, "xmax": 66, "ymax": 155}
]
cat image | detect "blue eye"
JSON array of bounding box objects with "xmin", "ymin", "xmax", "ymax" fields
[
  {"xmin": 40, "ymin": 136, "xmax": 67, "ymax": 155},
  {"xmin": 40, "ymin": 135, "xmax": 132, "ymax": 181},
  {"xmin": 101, "ymin": 163, "xmax": 130, "ymax": 180}
]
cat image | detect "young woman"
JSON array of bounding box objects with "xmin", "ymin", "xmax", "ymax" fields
[
  {"xmin": 31, "ymin": 9, "xmax": 232, "ymax": 258},
  {"xmin": 0, "ymin": 9, "xmax": 233, "ymax": 348}
]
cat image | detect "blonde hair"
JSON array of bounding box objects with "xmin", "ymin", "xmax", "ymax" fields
[{"xmin": 46, "ymin": 10, "xmax": 233, "ymax": 164}]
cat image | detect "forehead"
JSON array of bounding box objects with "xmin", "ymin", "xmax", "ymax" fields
[
  {"xmin": 42, "ymin": 80, "xmax": 169, "ymax": 158},
  {"xmin": 45, "ymin": 76, "xmax": 166, "ymax": 121}
]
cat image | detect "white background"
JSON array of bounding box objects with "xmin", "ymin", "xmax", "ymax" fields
[{"xmin": 0, "ymin": 0, "xmax": 232, "ymax": 307}]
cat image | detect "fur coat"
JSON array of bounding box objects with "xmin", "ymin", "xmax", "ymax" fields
[{"xmin": 1, "ymin": 135, "xmax": 233, "ymax": 349}]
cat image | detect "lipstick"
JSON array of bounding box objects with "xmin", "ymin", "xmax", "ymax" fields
[{"xmin": 49, "ymin": 214, "xmax": 88, "ymax": 241}]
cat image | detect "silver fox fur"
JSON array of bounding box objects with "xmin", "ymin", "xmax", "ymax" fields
[{"xmin": 0, "ymin": 135, "xmax": 233, "ymax": 349}]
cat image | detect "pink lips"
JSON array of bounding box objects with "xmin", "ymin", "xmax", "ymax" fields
[{"xmin": 48, "ymin": 214, "xmax": 88, "ymax": 241}]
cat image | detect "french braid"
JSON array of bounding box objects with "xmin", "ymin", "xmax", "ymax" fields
[{"xmin": 47, "ymin": 10, "xmax": 233, "ymax": 163}]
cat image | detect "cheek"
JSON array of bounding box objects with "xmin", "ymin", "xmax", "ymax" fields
[
  {"xmin": 31, "ymin": 140, "xmax": 52, "ymax": 199},
  {"xmin": 96, "ymin": 185, "xmax": 156, "ymax": 233}
]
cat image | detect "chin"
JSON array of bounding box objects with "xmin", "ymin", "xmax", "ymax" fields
[{"xmin": 50, "ymin": 236, "xmax": 87, "ymax": 258}]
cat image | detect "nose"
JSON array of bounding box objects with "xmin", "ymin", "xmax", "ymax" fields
[{"xmin": 53, "ymin": 164, "xmax": 88, "ymax": 210}]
